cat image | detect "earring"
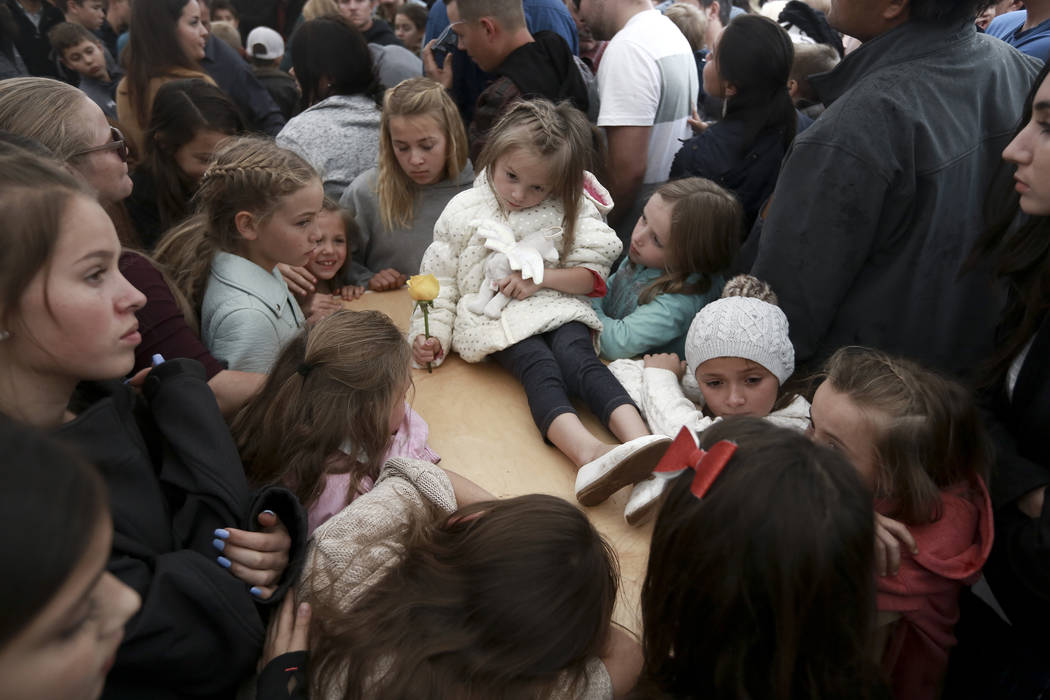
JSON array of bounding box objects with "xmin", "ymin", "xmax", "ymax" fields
[
  {"xmin": 721, "ymin": 96, "xmax": 728, "ymax": 119},
  {"xmin": 0, "ymin": 330, "xmax": 9, "ymax": 341}
]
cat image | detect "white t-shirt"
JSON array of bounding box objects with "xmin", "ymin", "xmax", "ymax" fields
[{"xmin": 596, "ymin": 9, "xmax": 698, "ymax": 184}]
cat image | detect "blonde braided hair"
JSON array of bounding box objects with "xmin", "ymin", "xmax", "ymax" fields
[{"xmin": 154, "ymin": 136, "xmax": 320, "ymax": 313}]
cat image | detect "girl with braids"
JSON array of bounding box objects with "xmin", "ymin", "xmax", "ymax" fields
[
  {"xmin": 669, "ymin": 14, "xmax": 798, "ymax": 228},
  {"xmin": 809, "ymin": 347, "xmax": 993, "ymax": 700},
  {"xmin": 592, "ymin": 178, "xmax": 741, "ymax": 360},
  {"xmin": 412, "ymin": 99, "xmax": 674, "ymax": 508},
  {"xmin": 233, "ymin": 310, "xmax": 440, "ymax": 534},
  {"xmin": 154, "ymin": 136, "xmax": 323, "ymax": 373}
]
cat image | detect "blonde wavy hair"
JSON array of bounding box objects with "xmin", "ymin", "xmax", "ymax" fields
[
  {"xmin": 377, "ymin": 77, "xmax": 469, "ymax": 230},
  {"xmin": 153, "ymin": 136, "xmax": 320, "ymax": 314},
  {"xmin": 0, "ymin": 77, "xmax": 93, "ymax": 161},
  {"xmin": 302, "ymin": 0, "xmax": 338, "ymax": 20}
]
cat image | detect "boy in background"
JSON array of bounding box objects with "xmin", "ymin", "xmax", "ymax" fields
[
  {"xmin": 245, "ymin": 26, "xmax": 298, "ymax": 120},
  {"xmin": 788, "ymin": 42, "xmax": 838, "ymax": 121},
  {"xmin": 48, "ymin": 21, "xmax": 122, "ymax": 117}
]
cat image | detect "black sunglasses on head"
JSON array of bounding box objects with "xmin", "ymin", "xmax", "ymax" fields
[{"xmin": 70, "ymin": 126, "xmax": 128, "ymax": 163}]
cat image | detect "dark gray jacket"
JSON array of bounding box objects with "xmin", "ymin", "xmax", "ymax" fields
[{"xmin": 743, "ymin": 21, "xmax": 1041, "ymax": 376}]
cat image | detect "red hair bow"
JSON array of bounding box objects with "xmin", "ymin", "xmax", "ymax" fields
[{"xmin": 652, "ymin": 426, "xmax": 738, "ymax": 499}]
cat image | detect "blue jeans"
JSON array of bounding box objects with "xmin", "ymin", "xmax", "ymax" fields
[{"xmin": 493, "ymin": 322, "xmax": 635, "ymax": 437}]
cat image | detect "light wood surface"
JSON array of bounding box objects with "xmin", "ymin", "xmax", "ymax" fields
[{"xmin": 345, "ymin": 290, "xmax": 652, "ymax": 634}]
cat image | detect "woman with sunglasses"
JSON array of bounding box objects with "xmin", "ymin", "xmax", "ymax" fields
[
  {"xmin": 0, "ymin": 77, "xmax": 267, "ymax": 418},
  {"xmin": 0, "ymin": 77, "xmax": 132, "ymax": 205}
]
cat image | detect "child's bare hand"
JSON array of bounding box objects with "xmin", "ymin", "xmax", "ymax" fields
[
  {"xmin": 370, "ymin": 268, "xmax": 407, "ymax": 291},
  {"xmin": 643, "ymin": 353, "xmax": 686, "ymax": 379},
  {"xmin": 278, "ymin": 263, "xmax": 316, "ymax": 296},
  {"xmin": 412, "ymin": 335, "xmax": 443, "ymax": 365},
  {"xmin": 687, "ymin": 107, "xmax": 710, "ymax": 134},
  {"xmin": 305, "ymin": 294, "xmax": 342, "ymax": 324},
  {"xmin": 339, "ymin": 285, "xmax": 366, "ymax": 301},
  {"xmin": 498, "ymin": 271, "xmax": 541, "ymax": 300},
  {"xmin": 874, "ymin": 512, "xmax": 917, "ymax": 577},
  {"xmin": 213, "ymin": 510, "xmax": 291, "ymax": 599},
  {"xmin": 259, "ymin": 594, "xmax": 311, "ymax": 671}
]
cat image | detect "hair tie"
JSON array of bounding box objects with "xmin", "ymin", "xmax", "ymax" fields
[{"xmin": 297, "ymin": 362, "xmax": 312, "ymax": 377}]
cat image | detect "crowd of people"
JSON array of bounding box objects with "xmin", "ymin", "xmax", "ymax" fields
[{"xmin": 0, "ymin": 0, "xmax": 1049, "ymax": 697}]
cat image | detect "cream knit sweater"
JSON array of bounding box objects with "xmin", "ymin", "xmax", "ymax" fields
[{"xmin": 300, "ymin": 458, "xmax": 613, "ymax": 699}]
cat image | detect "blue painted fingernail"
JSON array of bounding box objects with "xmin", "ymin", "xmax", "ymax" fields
[
  {"xmin": 250, "ymin": 586, "xmax": 263, "ymax": 598},
  {"xmin": 217, "ymin": 556, "xmax": 231, "ymax": 569},
  {"xmin": 214, "ymin": 528, "xmax": 229, "ymax": 539},
  {"xmin": 262, "ymin": 510, "xmax": 275, "ymax": 517},
  {"xmin": 212, "ymin": 538, "xmax": 225, "ymax": 551}
]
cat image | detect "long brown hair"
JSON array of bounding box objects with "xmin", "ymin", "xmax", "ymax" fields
[
  {"xmin": 0, "ymin": 143, "xmax": 92, "ymax": 330},
  {"xmin": 153, "ymin": 136, "xmax": 319, "ymax": 313},
  {"xmin": 970, "ymin": 60, "xmax": 1050, "ymax": 389},
  {"xmin": 123, "ymin": 0, "xmax": 206, "ymax": 126},
  {"xmin": 637, "ymin": 178, "xmax": 742, "ymax": 305},
  {"xmin": 231, "ymin": 310, "xmax": 409, "ymax": 508},
  {"xmin": 306, "ymin": 494, "xmax": 619, "ymax": 699},
  {"xmin": 377, "ymin": 77, "xmax": 469, "ymax": 230},
  {"xmin": 477, "ymin": 99, "xmax": 603, "ymax": 256},
  {"xmin": 636, "ymin": 417, "xmax": 882, "ymax": 700},
  {"xmin": 820, "ymin": 346, "xmax": 991, "ymax": 525}
]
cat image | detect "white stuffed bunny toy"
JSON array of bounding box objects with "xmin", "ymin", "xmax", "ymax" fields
[{"xmin": 467, "ymin": 221, "xmax": 562, "ymax": 319}]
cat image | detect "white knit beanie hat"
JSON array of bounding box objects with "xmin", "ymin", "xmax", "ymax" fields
[{"xmin": 684, "ymin": 276, "xmax": 795, "ymax": 385}]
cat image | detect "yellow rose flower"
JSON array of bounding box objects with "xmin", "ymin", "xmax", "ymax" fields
[{"xmin": 407, "ymin": 274, "xmax": 440, "ymax": 302}]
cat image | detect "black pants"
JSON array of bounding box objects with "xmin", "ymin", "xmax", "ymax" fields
[{"xmin": 494, "ymin": 322, "xmax": 635, "ymax": 437}]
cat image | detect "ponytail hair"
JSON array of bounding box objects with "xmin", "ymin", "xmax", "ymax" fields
[
  {"xmin": 716, "ymin": 15, "xmax": 797, "ymax": 156},
  {"xmin": 637, "ymin": 178, "xmax": 742, "ymax": 305},
  {"xmin": 820, "ymin": 346, "xmax": 992, "ymax": 525},
  {"xmin": 477, "ymin": 99, "xmax": 604, "ymax": 256},
  {"xmin": 153, "ymin": 136, "xmax": 319, "ymax": 313},
  {"xmin": 231, "ymin": 310, "xmax": 410, "ymax": 508}
]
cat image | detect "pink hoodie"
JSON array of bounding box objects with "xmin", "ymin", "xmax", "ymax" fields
[
  {"xmin": 306, "ymin": 405, "xmax": 441, "ymax": 534},
  {"xmin": 876, "ymin": 475, "xmax": 993, "ymax": 700}
]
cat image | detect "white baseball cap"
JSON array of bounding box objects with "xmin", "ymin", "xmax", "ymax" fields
[{"xmin": 246, "ymin": 26, "xmax": 284, "ymax": 60}]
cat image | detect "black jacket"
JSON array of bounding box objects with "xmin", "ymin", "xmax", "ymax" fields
[
  {"xmin": 363, "ymin": 18, "xmax": 402, "ymax": 47},
  {"xmin": 5, "ymin": 0, "xmax": 63, "ymax": 79},
  {"xmin": 56, "ymin": 359, "xmax": 308, "ymax": 700},
  {"xmin": 468, "ymin": 31, "xmax": 588, "ymax": 162},
  {"xmin": 670, "ymin": 118, "xmax": 794, "ymax": 230},
  {"xmin": 981, "ymin": 312, "xmax": 1050, "ymax": 647}
]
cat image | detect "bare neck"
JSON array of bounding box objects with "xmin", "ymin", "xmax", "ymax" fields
[
  {"xmin": 0, "ymin": 361, "xmax": 77, "ymax": 429},
  {"xmin": 1023, "ymin": 1, "xmax": 1050, "ymax": 31}
]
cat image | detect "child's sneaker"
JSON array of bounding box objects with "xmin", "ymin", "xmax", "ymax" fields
[
  {"xmin": 624, "ymin": 475, "xmax": 670, "ymax": 526},
  {"xmin": 575, "ymin": 434, "xmax": 671, "ymax": 507}
]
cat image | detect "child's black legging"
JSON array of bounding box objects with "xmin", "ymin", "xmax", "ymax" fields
[{"xmin": 493, "ymin": 321, "xmax": 637, "ymax": 438}]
